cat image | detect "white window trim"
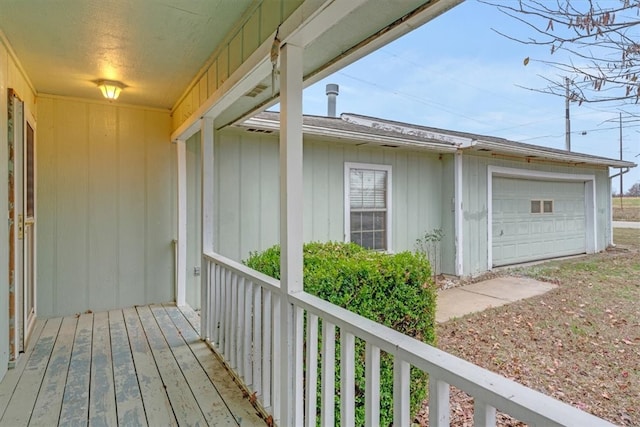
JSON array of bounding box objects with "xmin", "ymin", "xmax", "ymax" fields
[
  {"xmin": 487, "ymin": 165, "xmax": 596, "ymax": 271},
  {"xmin": 344, "ymin": 162, "xmax": 392, "ymax": 251}
]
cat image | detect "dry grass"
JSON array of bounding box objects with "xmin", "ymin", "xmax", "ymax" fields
[
  {"xmin": 428, "ymin": 228, "xmax": 640, "ymax": 426},
  {"xmin": 612, "ymin": 197, "xmax": 640, "ymax": 221}
]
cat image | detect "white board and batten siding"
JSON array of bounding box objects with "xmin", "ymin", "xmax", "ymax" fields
[
  {"xmin": 210, "ymin": 129, "xmax": 446, "ymax": 262},
  {"xmin": 461, "ymin": 154, "xmax": 610, "ymax": 276},
  {"xmin": 37, "ymin": 96, "xmax": 176, "ymax": 317}
]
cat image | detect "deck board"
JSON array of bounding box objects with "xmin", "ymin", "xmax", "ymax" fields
[
  {"xmin": 29, "ymin": 316, "xmax": 78, "ymax": 427},
  {"xmin": 137, "ymin": 305, "xmax": 207, "ymax": 426},
  {"xmin": 108, "ymin": 309, "xmax": 146, "ymax": 427},
  {"xmin": 0, "ymin": 304, "xmax": 264, "ymax": 426},
  {"xmin": 88, "ymin": 311, "xmax": 118, "ymax": 427},
  {"xmin": 59, "ymin": 313, "xmax": 93, "ymax": 426},
  {"xmin": 152, "ymin": 305, "xmax": 236, "ymax": 426},
  {"xmin": 0, "ymin": 318, "xmax": 53, "ymax": 426},
  {"xmin": 169, "ymin": 305, "xmax": 264, "ymax": 426},
  {"xmin": 122, "ymin": 306, "xmax": 178, "ymax": 427},
  {"xmin": 0, "ymin": 319, "xmax": 46, "ymax": 418}
]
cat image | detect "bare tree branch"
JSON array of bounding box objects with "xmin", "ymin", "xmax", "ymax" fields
[{"xmin": 480, "ymin": 0, "xmax": 640, "ymax": 110}]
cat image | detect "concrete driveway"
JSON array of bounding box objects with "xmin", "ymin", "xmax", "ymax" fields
[{"xmin": 436, "ymin": 276, "xmax": 557, "ymax": 323}]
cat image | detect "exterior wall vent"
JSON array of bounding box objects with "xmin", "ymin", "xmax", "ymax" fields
[
  {"xmin": 245, "ymin": 128, "xmax": 273, "ymax": 134},
  {"xmin": 245, "ymin": 84, "xmax": 268, "ymax": 97}
]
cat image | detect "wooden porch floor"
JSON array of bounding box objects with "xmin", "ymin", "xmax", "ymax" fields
[{"xmin": 0, "ymin": 304, "xmax": 265, "ymax": 426}]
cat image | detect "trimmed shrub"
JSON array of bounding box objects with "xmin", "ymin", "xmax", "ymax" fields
[{"xmin": 244, "ymin": 241, "xmax": 437, "ymax": 425}]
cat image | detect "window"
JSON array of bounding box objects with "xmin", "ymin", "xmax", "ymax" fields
[
  {"xmin": 345, "ymin": 163, "xmax": 391, "ymax": 251},
  {"xmin": 531, "ymin": 199, "xmax": 553, "ymax": 214},
  {"xmin": 530, "ymin": 200, "xmax": 541, "ymax": 214}
]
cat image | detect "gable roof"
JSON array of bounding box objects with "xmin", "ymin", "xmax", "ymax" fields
[{"xmin": 238, "ymin": 111, "xmax": 636, "ymax": 169}]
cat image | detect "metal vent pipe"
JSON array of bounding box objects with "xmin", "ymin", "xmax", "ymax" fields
[{"xmin": 326, "ymin": 83, "xmax": 339, "ymax": 117}]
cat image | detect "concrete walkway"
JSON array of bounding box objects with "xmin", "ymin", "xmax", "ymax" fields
[
  {"xmin": 436, "ymin": 276, "xmax": 557, "ymax": 323},
  {"xmin": 613, "ymin": 221, "xmax": 640, "ymax": 229}
]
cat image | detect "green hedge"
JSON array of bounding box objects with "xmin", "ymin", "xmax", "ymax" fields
[{"xmin": 244, "ymin": 242, "xmax": 437, "ymax": 425}]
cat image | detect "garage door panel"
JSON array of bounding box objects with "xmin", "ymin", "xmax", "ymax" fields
[{"xmin": 492, "ymin": 177, "xmax": 586, "ymax": 267}]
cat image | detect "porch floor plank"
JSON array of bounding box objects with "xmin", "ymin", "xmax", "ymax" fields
[
  {"xmin": 108, "ymin": 309, "xmax": 145, "ymax": 426},
  {"xmin": 122, "ymin": 306, "xmax": 178, "ymax": 427},
  {"xmin": 89, "ymin": 311, "xmax": 118, "ymax": 427},
  {"xmin": 136, "ymin": 305, "xmax": 208, "ymax": 426},
  {"xmin": 29, "ymin": 316, "xmax": 77, "ymax": 427},
  {"xmin": 167, "ymin": 305, "xmax": 265, "ymax": 426},
  {"xmin": 151, "ymin": 305, "xmax": 237, "ymax": 425},
  {"xmin": 0, "ymin": 305, "xmax": 266, "ymax": 426},
  {"xmin": 0, "ymin": 318, "xmax": 45, "ymax": 418},
  {"xmin": 0, "ymin": 318, "xmax": 50, "ymax": 424},
  {"xmin": 59, "ymin": 313, "xmax": 93, "ymax": 425}
]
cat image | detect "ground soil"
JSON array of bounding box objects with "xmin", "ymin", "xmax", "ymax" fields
[{"xmin": 417, "ymin": 228, "xmax": 640, "ymax": 426}]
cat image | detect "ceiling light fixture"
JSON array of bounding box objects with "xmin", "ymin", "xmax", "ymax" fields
[{"xmin": 97, "ymin": 80, "xmax": 125, "ymax": 100}]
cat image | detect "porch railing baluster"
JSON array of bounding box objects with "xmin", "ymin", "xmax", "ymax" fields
[
  {"xmin": 474, "ymin": 399, "xmax": 497, "ymax": 427},
  {"xmin": 393, "ymin": 358, "xmax": 410, "ymax": 427},
  {"xmin": 304, "ymin": 313, "xmax": 318, "ymax": 427},
  {"xmin": 320, "ymin": 321, "xmax": 336, "ymax": 426},
  {"xmin": 365, "ymin": 343, "xmax": 380, "ymax": 427},
  {"xmin": 242, "ymin": 279, "xmax": 252, "ymax": 385},
  {"xmin": 262, "ymin": 289, "xmax": 272, "ymax": 410},
  {"xmin": 212, "ymin": 263, "xmax": 221, "ymax": 345},
  {"xmin": 235, "ymin": 276, "xmax": 245, "ymax": 377},
  {"xmin": 253, "ymin": 282, "xmax": 262, "ymax": 397}
]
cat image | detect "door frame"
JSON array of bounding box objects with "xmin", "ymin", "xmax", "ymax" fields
[
  {"xmin": 7, "ymin": 90, "xmax": 37, "ymax": 363},
  {"xmin": 22, "ymin": 105, "xmax": 37, "ymax": 346},
  {"xmin": 486, "ymin": 166, "xmax": 596, "ymax": 271}
]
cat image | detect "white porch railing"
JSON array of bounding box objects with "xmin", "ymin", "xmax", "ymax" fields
[{"xmin": 201, "ymin": 251, "xmax": 614, "ymax": 427}]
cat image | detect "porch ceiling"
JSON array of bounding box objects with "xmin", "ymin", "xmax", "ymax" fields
[
  {"xmin": 0, "ymin": 0, "xmax": 462, "ymax": 117},
  {"xmin": 0, "ymin": 0, "xmax": 253, "ymax": 109}
]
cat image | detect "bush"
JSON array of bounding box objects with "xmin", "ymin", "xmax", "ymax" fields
[{"xmin": 244, "ymin": 242, "xmax": 437, "ymax": 425}]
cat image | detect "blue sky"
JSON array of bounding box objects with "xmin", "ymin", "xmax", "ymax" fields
[{"xmin": 300, "ymin": 0, "xmax": 640, "ymax": 193}]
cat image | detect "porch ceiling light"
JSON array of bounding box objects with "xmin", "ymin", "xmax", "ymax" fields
[{"xmin": 97, "ymin": 80, "xmax": 125, "ymax": 100}]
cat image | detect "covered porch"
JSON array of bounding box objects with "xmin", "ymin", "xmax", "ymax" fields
[
  {"xmin": 0, "ymin": 304, "xmax": 264, "ymax": 426},
  {"xmin": 0, "ymin": 0, "xmax": 618, "ymax": 425}
]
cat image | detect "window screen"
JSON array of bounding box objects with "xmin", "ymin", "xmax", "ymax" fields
[{"xmin": 349, "ymin": 168, "xmax": 388, "ymax": 250}]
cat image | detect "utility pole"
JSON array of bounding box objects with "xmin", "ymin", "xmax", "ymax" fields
[
  {"xmin": 565, "ymin": 77, "xmax": 571, "ymax": 151},
  {"xmin": 619, "ymin": 112, "xmax": 623, "ymax": 208}
]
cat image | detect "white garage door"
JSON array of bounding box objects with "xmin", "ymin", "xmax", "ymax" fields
[{"xmin": 492, "ymin": 177, "xmax": 586, "ymax": 267}]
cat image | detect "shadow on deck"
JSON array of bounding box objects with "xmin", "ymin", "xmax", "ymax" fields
[{"xmin": 0, "ymin": 304, "xmax": 266, "ymax": 426}]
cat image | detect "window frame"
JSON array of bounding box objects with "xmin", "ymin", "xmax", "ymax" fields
[
  {"xmin": 530, "ymin": 199, "xmax": 554, "ymax": 214},
  {"xmin": 344, "ymin": 162, "xmax": 392, "ymax": 251}
]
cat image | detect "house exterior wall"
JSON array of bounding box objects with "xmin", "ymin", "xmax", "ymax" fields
[
  {"xmin": 211, "ymin": 128, "xmax": 448, "ymax": 269},
  {"xmin": 461, "ymin": 153, "xmax": 611, "ymax": 276},
  {"xmin": 439, "ymin": 154, "xmax": 456, "ymax": 276},
  {"xmin": 0, "ymin": 40, "xmax": 37, "ymax": 380},
  {"xmin": 37, "ymin": 96, "xmax": 176, "ymax": 317}
]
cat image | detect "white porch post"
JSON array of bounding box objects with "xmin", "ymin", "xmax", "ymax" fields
[
  {"xmin": 201, "ymin": 117, "xmax": 215, "ymax": 339},
  {"xmin": 278, "ymin": 42, "xmax": 304, "ymax": 426},
  {"xmin": 176, "ymin": 139, "xmax": 187, "ymax": 307}
]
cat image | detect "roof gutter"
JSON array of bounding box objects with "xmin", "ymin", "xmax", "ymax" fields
[
  {"xmin": 609, "ymin": 167, "xmax": 630, "ymax": 179},
  {"xmin": 475, "ymin": 140, "xmax": 636, "ymax": 168},
  {"xmin": 239, "ymin": 116, "xmax": 460, "ymax": 152}
]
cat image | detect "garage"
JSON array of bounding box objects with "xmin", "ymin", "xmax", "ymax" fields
[{"xmin": 491, "ymin": 176, "xmax": 587, "ymax": 267}]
